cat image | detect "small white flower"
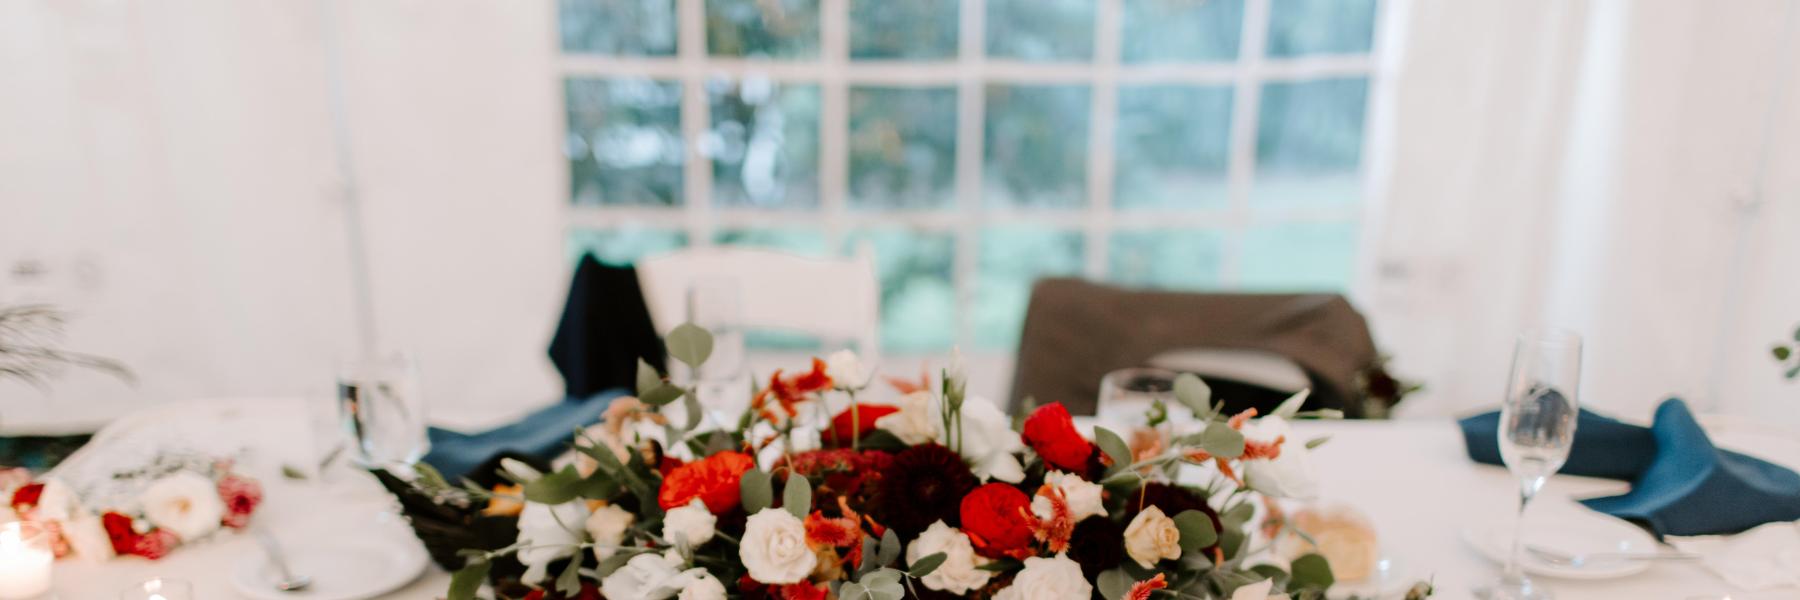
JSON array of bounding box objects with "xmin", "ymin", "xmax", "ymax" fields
[
  {"xmin": 1123, "ymin": 506, "xmax": 1183, "ymax": 568},
  {"xmin": 600, "ymin": 551, "xmax": 703, "ymax": 600},
  {"xmin": 946, "ymin": 347, "xmax": 967, "ymax": 395},
  {"xmin": 738, "ymin": 508, "xmax": 817, "ymax": 584},
  {"xmin": 1032, "ymin": 471, "xmax": 1106, "ymax": 523},
  {"xmin": 62, "ymin": 514, "xmax": 114, "ymax": 561},
  {"xmin": 588, "ymin": 503, "xmax": 637, "ymax": 562},
  {"xmin": 662, "ymin": 498, "xmax": 717, "ymax": 548},
  {"xmin": 826, "ymin": 350, "xmax": 868, "ymax": 390},
  {"xmin": 500, "ymin": 458, "xmax": 542, "ymax": 481},
  {"xmin": 992, "ymin": 553, "xmax": 1090, "ymax": 600},
  {"xmin": 677, "ymin": 572, "xmax": 727, "ymax": 600},
  {"xmin": 1240, "ymin": 416, "xmax": 1320, "ymax": 500},
  {"xmin": 955, "ymin": 398, "xmax": 1025, "ymax": 483},
  {"xmin": 875, "ymin": 390, "xmax": 940, "ymax": 445},
  {"xmin": 1229, "ymin": 578, "xmax": 1289, "ymax": 600},
  {"xmin": 516, "ymin": 501, "xmax": 591, "ymax": 584},
  {"xmin": 905, "ymin": 521, "xmax": 993, "ymax": 594},
  {"xmin": 139, "ymin": 472, "xmax": 225, "ymax": 540}
]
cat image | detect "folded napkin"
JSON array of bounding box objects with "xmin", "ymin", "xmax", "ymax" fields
[
  {"xmin": 548, "ymin": 254, "xmax": 666, "ymax": 399},
  {"xmin": 1580, "ymin": 399, "xmax": 1800, "ymax": 537},
  {"xmin": 1458, "ymin": 406, "xmax": 1658, "ymax": 480},
  {"xmin": 1670, "ymin": 521, "xmax": 1800, "ymax": 592},
  {"xmin": 421, "ymin": 391, "xmax": 622, "ymax": 480}
]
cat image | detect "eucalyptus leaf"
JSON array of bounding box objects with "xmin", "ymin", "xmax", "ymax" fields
[
  {"xmin": 666, "ymin": 323, "xmax": 714, "ymax": 368},
  {"xmin": 1288, "ymin": 553, "xmax": 1335, "ymax": 591},
  {"xmin": 1219, "ymin": 526, "xmax": 1247, "ymax": 560},
  {"xmin": 1272, "ymin": 389, "xmax": 1312, "ymax": 419},
  {"xmin": 413, "ymin": 462, "xmax": 450, "ymax": 491},
  {"xmin": 1305, "ymin": 436, "xmax": 1331, "ymax": 450},
  {"xmin": 857, "ymin": 535, "xmax": 879, "ymax": 576},
  {"xmin": 741, "ymin": 469, "xmax": 773, "ymax": 514},
  {"xmin": 857, "ymin": 429, "xmax": 908, "ymax": 451},
  {"xmin": 908, "ymin": 552, "xmax": 947, "ymax": 578},
  {"xmin": 1199, "ymin": 422, "xmax": 1246, "ymax": 459},
  {"xmin": 522, "ymin": 465, "xmax": 586, "ymax": 504},
  {"xmin": 1173, "ymin": 373, "xmax": 1212, "ymax": 415},
  {"xmin": 682, "ymin": 391, "xmax": 704, "ymax": 432},
  {"xmin": 556, "ymin": 551, "xmax": 584, "ymax": 595},
  {"xmin": 839, "ymin": 582, "xmax": 868, "ymax": 599},
  {"xmin": 597, "ymin": 550, "xmax": 637, "ymax": 577},
  {"xmin": 636, "ymin": 358, "xmax": 662, "ymax": 396},
  {"xmin": 877, "ymin": 528, "xmax": 901, "ymax": 567},
  {"xmin": 1096, "ymin": 568, "xmax": 1134, "ymax": 600},
  {"xmin": 447, "ymin": 560, "xmax": 490, "ymax": 600},
  {"xmin": 1094, "ymin": 426, "xmax": 1132, "ymax": 471},
  {"xmin": 1788, "ymin": 364, "xmax": 1800, "ymax": 380},
  {"xmin": 641, "ymin": 383, "xmax": 684, "ymax": 406},
  {"xmin": 783, "ymin": 473, "xmax": 813, "ymax": 518},
  {"xmin": 1250, "ymin": 564, "xmax": 1288, "ymax": 585},
  {"xmin": 1174, "ymin": 509, "xmax": 1218, "ymax": 551},
  {"xmin": 1774, "ymin": 346, "xmax": 1793, "ymax": 361},
  {"xmin": 1223, "ymin": 501, "xmax": 1255, "ymax": 526}
]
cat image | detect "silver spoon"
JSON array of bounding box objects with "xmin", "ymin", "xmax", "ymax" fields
[
  {"xmin": 1526, "ymin": 545, "xmax": 1700, "ymax": 568},
  {"xmin": 254, "ymin": 530, "xmax": 314, "ymax": 592}
]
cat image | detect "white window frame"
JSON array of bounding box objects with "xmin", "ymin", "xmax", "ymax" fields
[{"xmin": 561, "ymin": 0, "xmax": 1400, "ymax": 354}]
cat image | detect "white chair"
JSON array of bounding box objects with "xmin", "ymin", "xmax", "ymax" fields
[{"xmin": 635, "ymin": 245, "xmax": 881, "ymax": 366}]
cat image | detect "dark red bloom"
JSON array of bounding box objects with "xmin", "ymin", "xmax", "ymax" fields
[
  {"xmin": 1021, "ymin": 402, "xmax": 1095, "ymax": 473},
  {"xmin": 10, "ymin": 483, "xmax": 44, "ymax": 511},
  {"xmin": 959, "ymin": 483, "xmax": 1035, "ymax": 559},
  {"xmin": 658, "ymin": 455, "xmax": 686, "ymax": 477},
  {"xmin": 100, "ymin": 511, "xmax": 140, "ymax": 556},
  {"xmin": 778, "ymin": 583, "xmax": 827, "ymax": 600},
  {"xmin": 824, "ymin": 404, "xmax": 899, "ymax": 447},
  {"xmin": 874, "ymin": 444, "xmax": 977, "ymax": 538},
  {"xmin": 659, "ymin": 451, "xmax": 756, "ymax": 514},
  {"xmin": 217, "ymin": 474, "xmax": 263, "ymax": 529}
]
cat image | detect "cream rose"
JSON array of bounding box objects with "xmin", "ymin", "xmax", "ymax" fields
[
  {"xmin": 516, "ymin": 501, "xmax": 591, "ymax": 584},
  {"xmin": 826, "ymin": 350, "xmax": 868, "ymax": 390},
  {"xmin": 739, "ymin": 508, "xmax": 817, "ymax": 584},
  {"xmin": 63, "ymin": 514, "xmax": 114, "ymax": 561},
  {"xmin": 1240, "ymin": 416, "xmax": 1320, "ymax": 500},
  {"xmin": 1032, "ymin": 471, "xmax": 1106, "ymax": 522},
  {"xmin": 1124, "ymin": 505, "xmax": 1183, "ymax": 568},
  {"xmin": 955, "ymin": 398, "xmax": 1025, "ymax": 483},
  {"xmin": 992, "ymin": 553, "xmax": 1091, "ymax": 600},
  {"xmin": 662, "ymin": 498, "xmax": 717, "ymax": 548},
  {"xmin": 677, "ymin": 572, "xmax": 727, "ymax": 600},
  {"xmin": 588, "ymin": 503, "xmax": 637, "ymax": 562},
  {"xmin": 875, "ymin": 390, "xmax": 939, "ymax": 445},
  {"xmin": 139, "ymin": 472, "xmax": 225, "ymax": 540},
  {"xmin": 600, "ymin": 551, "xmax": 703, "ymax": 600},
  {"xmin": 905, "ymin": 521, "xmax": 993, "ymax": 594}
]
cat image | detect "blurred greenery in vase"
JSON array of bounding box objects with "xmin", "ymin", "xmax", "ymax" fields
[
  {"xmin": 0, "ymin": 303, "xmax": 132, "ymax": 387},
  {"xmin": 1772, "ymin": 325, "xmax": 1800, "ymax": 380}
]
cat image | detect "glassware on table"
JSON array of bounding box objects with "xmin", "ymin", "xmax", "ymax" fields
[
  {"xmin": 336, "ymin": 354, "xmax": 429, "ymax": 470},
  {"xmin": 681, "ymin": 277, "xmax": 750, "ymax": 420},
  {"xmin": 1476, "ymin": 329, "xmax": 1582, "ymax": 600},
  {"xmin": 0, "ymin": 522, "xmax": 52, "ymax": 599},
  {"xmin": 119, "ymin": 578, "xmax": 192, "ymax": 600},
  {"xmin": 1097, "ymin": 367, "xmax": 1184, "ymax": 426}
]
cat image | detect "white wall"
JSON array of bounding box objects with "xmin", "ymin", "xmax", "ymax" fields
[{"xmin": 0, "ymin": 0, "xmax": 566, "ymax": 431}]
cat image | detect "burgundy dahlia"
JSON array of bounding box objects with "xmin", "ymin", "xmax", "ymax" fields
[{"xmin": 873, "ymin": 444, "xmax": 978, "ymax": 538}]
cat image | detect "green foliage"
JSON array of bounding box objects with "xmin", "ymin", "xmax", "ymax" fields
[
  {"xmin": 840, "ymin": 568, "xmax": 905, "ymax": 600},
  {"xmin": 1094, "ymin": 426, "xmax": 1132, "ymax": 473},
  {"xmin": 636, "ymin": 358, "xmax": 663, "ymax": 395},
  {"xmin": 1272, "ymin": 389, "xmax": 1312, "ymax": 419},
  {"xmin": 1305, "ymin": 436, "xmax": 1332, "ymax": 450},
  {"xmin": 783, "ymin": 473, "xmax": 813, "ymax": 518},
  {"xmin": 1288, "ymin": 553, "xmax": 1335, "ymax": 593},
  {"xmin": 1096, "ymin": 568, "xmax": 1134, "ymax": 600},
  {"xmin": 666, "ymin": 322, "xmax": 715, "ymax": 368},
  {"xmin": 1173, "ymin": 509, "xmax": 1218, "ymax": 551},
  {"xmin": 556, "ymin": 551, "xmax": 585, "ymax": 595},
  {"xmin": 877, "ymin": 529, "xmax": 901, "ymax": 568},
  {"xmin": 522, "ymin": 465, "xmax": 589, "ymax": 504},
  {"xmin": 907, "ymin": 552, "xmax": 946, "ymax": 578},
  {"xmin": 1197, "ymin": 422, "xmax": 1246, "ymax": 458},
  {"xmin": 1173, "ymin": 373, "xmax": 1212, "ymax": 416},
  {"xmin": 447, "ymin": 560, "xmax": 490, "ymax": 600},
  {"xmin": 741, "ymin": 469, "xmax": 774, "ymax": 514}
]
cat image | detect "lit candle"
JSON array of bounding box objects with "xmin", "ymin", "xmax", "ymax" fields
[{"xmin": 0, "ymin": 522, "xmax": 51, "ymax": 599}]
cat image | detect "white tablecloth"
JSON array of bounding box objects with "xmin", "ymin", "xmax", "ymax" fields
[{"xmin": 43, "ymin": 401, "xmax": 1788, "ymax": 599}]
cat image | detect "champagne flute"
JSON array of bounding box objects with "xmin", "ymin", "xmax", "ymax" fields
[{"xmin": 1477, "ymin": 329, "xmax": 1582, "ymax": 600}]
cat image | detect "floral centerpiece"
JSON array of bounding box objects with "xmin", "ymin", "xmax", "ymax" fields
[
  {"xmin": 0, "ymin": 455, "xmax": 262, "ymax": 561},
  {"xmin": 404, "ymin": 324, "xmax": 1431, "ymax": 600}
]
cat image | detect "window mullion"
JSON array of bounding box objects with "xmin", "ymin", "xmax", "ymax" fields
[
  {"xmin": 1224, "ymin": 0, "xmax": 1273, "ymax": 288},
  {"xmin": 1086, "ymin": 0, "xmax": 1123, "ymax": 280},
  {"xmin": 820, "ymin": 0, "xmax": 850, "ymax": 253},
  {"xmin": 954, "ymin": 0, "xmax": 988, "ymax": 353},
  {"xmin": 677, "ymin": 0, "xmax": 712, "ymax": 247}
]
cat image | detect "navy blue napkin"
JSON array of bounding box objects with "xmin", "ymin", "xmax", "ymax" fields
[
  {"xmin": 421, "ymin": 390, "xmax": 623, "ymax": 480},
  {"xmin": 1458, "ymin": 407, "xmax": 1658, "ymax": 480},
  {"xmin": 1579, "ymin": 399, "xmax": 1800, "ymax": 537},
  {"xmin": 548, "ymin": 255, "xmax": 666, "ymax": 399}
]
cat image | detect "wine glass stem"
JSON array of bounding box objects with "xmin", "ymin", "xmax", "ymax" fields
[{"xmin": 1506, "ymin": 477, "xmax": 1542, "ymax": 582}]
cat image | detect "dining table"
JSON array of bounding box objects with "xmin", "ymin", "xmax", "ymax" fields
[{"xmin": 33, "ymin": 398, "xmax": 1796, "ymax": 600}]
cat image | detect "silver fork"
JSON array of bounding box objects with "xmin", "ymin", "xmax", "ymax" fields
[
  {"xmin": 1526, "ymin": 545, "xmax": 1701, "ymax": 568},
  {"xmin": 254, "ymin": 530, "xmax": 314, "ymax": 592}
]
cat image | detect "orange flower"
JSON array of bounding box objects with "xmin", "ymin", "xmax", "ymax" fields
[
  {"xmin": 483, "ymin": 484, "xmax": 525, "ymax": 517},
  {"xmin": 1028, "ymin": 484, "xmax": 1075, "ymax": 553},
  {"xmin": 804, "ymin": 510, "xmax": 862, "ymax": 549},
  {"xmin": 1126, "ymin": 573, "xmax": 1168, "ymax": 600},
  {"xmin": 751, "ymin": 358, "xmax": 835, "ymax": 423},
  {"xmin": 658, "ymin": 451, "xmax": 756, "ymax": 514}
]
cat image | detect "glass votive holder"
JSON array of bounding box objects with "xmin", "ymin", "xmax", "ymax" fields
[
  {"xmin": 0, "ymin": 521, "xmax": 53, "ymax": 600},
  {"xmin": 119, "ymin": 578, "xmax": 193, "ymax": 600}
]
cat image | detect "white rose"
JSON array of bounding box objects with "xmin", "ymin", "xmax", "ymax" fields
[
  {"xmin": 905, "ymin": 521, "xmax": 993, "ymax": 594},
  {"xmin": 1240, "ymin": 416, "xmax": 1320, "ymax": 500},
  {"xmin": 139, "ymin": 472, "xmax": 224, "ymax": 540},
  {"xmin": 992, "ymin": 553, "xmax": 1091, "ymax": 600},
  {"xmin": 63, "ymin": 514, "xmax": 114, "ymax": 561},
  {"xmin": 662, "ymin": 498, "xmax": 717, "ymax": 548},
  {"xmin": 826, "ymin": 350, "xmax": 868, "ymax": 390},
  {"xmin": 1229, "ymin": 578, "xmax": 1288, "ymax": 600},
  {"xmin": 1032, "ymin": 471, "xmax": 1106, "ymax": 523},
  {"xmin": 600, "ymin": 551, "xmax": 704, "ymax": 600},
  {"xmin": 1123, "ymin": 506, "xmax": 1182, "ymax": 568},
  {"xmin": 30, "ymin": 478, "xmax": 83, "ymax": 523},
  {"xmin": 955, "ymin": 398, "xmax": 1025, "ymax": 483},
  {"xmin": 516, "ymin": 501, "xmax": 591, "ymax": 584},
  {"xmin": 677, "ymin": 573, "xmax": 727, "ymax": 600},
  {"xmin": 588, "ymin": 503, "xmax": 637, "ymax": 562},
  {"xmin": 738, "ymin": 508, "xmax": 817, "ymax": 584},
  {"xmin": 875, "ymin": 390, "xmax": 940, "ymax": 445}
]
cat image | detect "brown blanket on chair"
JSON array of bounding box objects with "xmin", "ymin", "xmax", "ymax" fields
[{"xmin": 1007, "ymin": 278, "xmax": 1379, "ymax": 416}]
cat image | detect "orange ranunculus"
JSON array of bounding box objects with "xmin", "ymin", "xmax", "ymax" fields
[
  {"xmin": 751, "ymin": 358, "xmax": 835, "ymax": 423},
  {"xmin": 658, "ymin": 451, "xmax": 756, "ymax": 514}
]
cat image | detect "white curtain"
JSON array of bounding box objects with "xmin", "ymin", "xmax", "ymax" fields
[{"xmin": 1366, "ymin": 0, "xmax": 1800, "ymax": 428}]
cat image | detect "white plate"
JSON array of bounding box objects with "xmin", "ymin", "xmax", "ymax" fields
[
  {"xmin": 1460, "ymin": 499, "xmax": 1658, "ymax": 580},
  {"xmin": 232, "ymin": 535, "xmax": 430, "ymax": 600}
]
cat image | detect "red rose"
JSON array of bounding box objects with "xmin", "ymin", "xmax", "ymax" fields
[
  {"xmin": 959, "ymin": 482, "xmax": 1035, "ymax": 559},
  {"xmin": 217, "ymin": 474, "xmax": 263, "ymax": 529},
  {"xmin": 825, "ymin": 404, "xmax": 899, "ymax": 446},
  {"xmin": 132, "ymin": 529, "xmax": 179, "ymax": 560},
  {"xmin": 101, "ymin": 511, "xmax": 140, "ymax": 556},
  {"xmin": 779, "ymin": 583, "xmax": 827, "ymax": 600},
  {"xmin": 1021, "ymin": 402, "xmax": 1095, "ymax": 473},
  {"xmin": 10, "ymin": 483, "xmax": 44, "ymax": 511},
  {"xmin": 658, "ymin": 451, "xmax": 756, "ymax": 514}
]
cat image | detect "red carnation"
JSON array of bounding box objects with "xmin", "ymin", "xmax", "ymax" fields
[
  {"xmin": 779, "ymin": 583, "xmax": 828, "ymax": 600},
  {"xmin": 101, "ymin": 511, "xmax": 140, "ymax": 556},
  {"xmin": 1021, "ymin": 402, "xmax": 1095, "ymax": 473},
  {"xmin": 217, "ymin": 474, "xmax": 263, "ymax": 529},
  {"xmin": 804, "ymin": 511, "xmax": 861, "ymax": 548},
  {"xmin": 959, "ymin": 483, "xmax": 1036, "ymax": 559},
  {"xmin": 10, "ymin": 483, "xmax": 44, "ymax": 511},
  {"xmin": 132, "ymin": 529, "xmax": 179, "ymax": 560},
  {"xmin": 825, "ymin": 404, "xmax": 899, "ymax": 447},
  {"xmin": 658, "ymin": 451, "xmax": 756, "ymax": 514}
]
